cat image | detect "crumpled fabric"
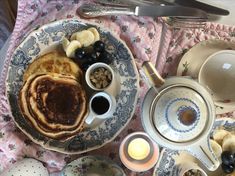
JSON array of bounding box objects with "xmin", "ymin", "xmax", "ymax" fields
[{"xmin": 0, "ymin": 0, "xmax": 235, "ymax": 175}]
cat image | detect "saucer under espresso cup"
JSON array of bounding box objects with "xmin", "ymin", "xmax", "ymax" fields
[
  {"xmin": 119, "ymin": 132, "xmax": 159, "ymax": 172},
  {"xmin": 85, "ymin": 92, "xmax": 116, "ymax": 125},
  {"xmin": 199, "ymin": 50, "xmax": 235, "ymax": 108}
]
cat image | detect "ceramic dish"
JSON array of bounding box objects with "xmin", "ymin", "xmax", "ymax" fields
[
  {"xmin": 61, "ymin": 155, "xmax": 126, "ymax": 176},
  {"xmin": 199, "ymin": 50, "xmax": 235, "ymax": 108},
  {"xmin": 215, "ymin": 106, "xmax": 235, "ymax": 115},
  {"xmin": 177, "ymin": 39, "xmax": 235, "ymax": 115},
  {"xmin": 6, "ymin": 19, "xmax": 139, "ymax": 154},
  {"xmin": 153, "ymin": 118, "xmax": 235, "ymax": 176},
  {"xmin": 1, "ymin": 158, "xmax": 49, "ymax": 176}
]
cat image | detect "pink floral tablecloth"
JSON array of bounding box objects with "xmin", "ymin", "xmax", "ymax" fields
[{"xmin": 1, "ymin": 0, "xmax": 235, "ymax": 175}]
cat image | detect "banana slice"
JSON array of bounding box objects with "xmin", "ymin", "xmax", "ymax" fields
[
  {"xmin": 226, "ymin": 171, "xmax": 235, "ymax": 176},
  {"xmin": 210, "ymin": 139, "xmax": 222, "ymax": 160},
  {"xmin": 70, "ymin": 32, "xmax": 77, "ymax": 41},
  {"xmin": 213, "ymin": 129, "xmax": 230, "ymax": 145},
  {"xmin": 65, "ymin": 40, "xmax": 82, "ymax": 58},
  {"xmin": 70, "ymin": 30, "xmax": 95, "ymax": 47},
  {"xmin": 88, "ymin": 27, "xmax": 100, "ymax": 42},
  {"xmin": 61, "ymin": 37, "xmax": 70, "ymax": 51},
  {"xmin": 222, "ymin": 134, "xmax": 235, "ymax": 153}
]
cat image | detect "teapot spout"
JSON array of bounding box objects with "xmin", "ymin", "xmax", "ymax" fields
[{"xmin": 142, "ymin": 61, "xmax": 165, "ymax": 88}]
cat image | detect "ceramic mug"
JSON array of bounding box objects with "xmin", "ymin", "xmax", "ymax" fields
[
  {"xmin": 199, "ymin": 50, "xmax": 235, "ymax": 108},
  {"xmin": 141, "ymin": 61, "xmax": 219, "ymax": 171},
  {"xmin": 85, "ymin": 92, "xmax": 116, "ymax": 125}
]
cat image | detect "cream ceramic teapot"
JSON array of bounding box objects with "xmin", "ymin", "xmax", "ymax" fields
[{"xmin": 141, "ymin": 61, "xmax": 219, "ymax": 171}]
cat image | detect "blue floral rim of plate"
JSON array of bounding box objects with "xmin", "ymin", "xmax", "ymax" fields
[
  {"xmin": 6, "ymin": 19, "xmax": 139, "ymax": 154},
  {"xmin": 153, "ymin": 118, "xmax": 235, "ymax": 176},
  {"xmin": 62, "ymin": 155, "xmax": 126, "ymax": 176}
]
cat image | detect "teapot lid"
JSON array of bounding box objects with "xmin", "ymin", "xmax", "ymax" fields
[{"xmin": 152, "ymin": 86, "xmax": 209, "ymax": 142}]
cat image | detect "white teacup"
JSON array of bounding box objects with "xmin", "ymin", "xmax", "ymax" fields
[
  {"xmin": 179, "ymin": 162, "xmax": 208, "ymax": 176},
  {"xmin": 199, "ymin": 50, "xmax": 235, "ymax": 108},
  {"xmin": 85, "ymin": 92, "xmax": 116, "ymax": 125}
]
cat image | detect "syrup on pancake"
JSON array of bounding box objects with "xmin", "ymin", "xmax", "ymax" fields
[{"xmin": 19, "ymin": 51, "xmax": 88, "ymax": 140}]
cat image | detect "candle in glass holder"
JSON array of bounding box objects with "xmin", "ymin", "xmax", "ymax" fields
[
  {"xmin": 127, "ymin": 138, "xmax": 150, "ymax": 160},
  {"xmin": 119, "ymin": 132, "xmax": 159, "ymax": 172}
]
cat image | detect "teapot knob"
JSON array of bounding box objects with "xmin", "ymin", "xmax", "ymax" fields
[{"xmin": 142, "ymin": 61, "xmax": 165, "ymax": 88}]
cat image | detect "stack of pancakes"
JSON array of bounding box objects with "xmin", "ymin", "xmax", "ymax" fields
[{"xmin": 19, "ymin": 51, "xmax": 88, "ymax": 140}]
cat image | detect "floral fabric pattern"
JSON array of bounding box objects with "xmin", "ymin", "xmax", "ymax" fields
[{"xmin": 0, "ymin": 0, "xmax": 235, "ymax": 175}]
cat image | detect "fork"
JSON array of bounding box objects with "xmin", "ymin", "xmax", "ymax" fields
[{"xmin": 163, "ymin": 17, "xmax": 206, "ymax": 29}]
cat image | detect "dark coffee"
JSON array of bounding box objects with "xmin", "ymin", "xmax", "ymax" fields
[{"xmin": 91, "ymin": 96, "xmax": 110, "ymax": 115}]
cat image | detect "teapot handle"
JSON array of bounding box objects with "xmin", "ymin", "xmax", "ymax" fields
[
  {"xmin": 142, "ymin": 61, "xmax": 165, "ymax": 88},
  {"xmin": 187, "ymin": 138, "xmax": 220, "ymax": 171}
]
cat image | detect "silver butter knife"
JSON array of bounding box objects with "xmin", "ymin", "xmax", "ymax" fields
[
  {"xmin": 96, "ymin": 0, "xmax": 169, "ymax": 6},
  {"xmin": 78, "ymin": 4, "xmax": 208, "ymax": 19},
  {"xmin": 96, "ymin": 0, "xmax": 229, "ymax": 16}
]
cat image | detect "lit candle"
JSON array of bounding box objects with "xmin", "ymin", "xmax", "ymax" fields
[{"xmin": 127, "ymin": 138, "xmax": 150, "ymax": 160}]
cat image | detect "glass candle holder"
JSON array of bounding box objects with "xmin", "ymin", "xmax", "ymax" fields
[{"xmin": 119, "ymin": 131, "xmax": 159, "ymax": 172}]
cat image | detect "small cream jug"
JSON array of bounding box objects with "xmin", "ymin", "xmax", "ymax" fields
[{"xmin": 141, "ymin": 61, "xmax": 219, "ymax": 171}]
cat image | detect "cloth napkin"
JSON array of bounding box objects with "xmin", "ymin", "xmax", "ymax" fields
[{"xmin": 0, "ymin": 0, "xmax": 235, "ymax": 175}]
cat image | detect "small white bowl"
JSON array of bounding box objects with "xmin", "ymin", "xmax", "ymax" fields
[
  {"xmin": 85, "ymin": 62, "xmax": 115, "ymax": 91},
  {"xmin": 199, "ymin": 50, "xmax": 235, "ymax": 108},
  {"xmin": 119, "ymin": 132, "xmax": 160, "ymax": 172}
]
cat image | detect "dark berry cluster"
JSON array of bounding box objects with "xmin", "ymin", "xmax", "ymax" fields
[
  {"xmin": 221, "ymin": 151, "xmax": 235, "ymax": 174},
  {"xmin": 74, "ymin": 40, "xmax": 112, "ymax": 71}
]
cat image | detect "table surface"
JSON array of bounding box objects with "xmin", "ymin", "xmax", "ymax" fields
[
  {"xmin": 0, "ymin": 0, "xmax": 234, "ymax": 73},
  {"xmin": 0, "ymin": 1, "xmax": 235, "ymax": 175}
]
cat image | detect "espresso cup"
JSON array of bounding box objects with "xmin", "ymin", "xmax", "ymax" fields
[{"xmin": 85, "ymin": 92, "xmax": 116, "ymax": 125}]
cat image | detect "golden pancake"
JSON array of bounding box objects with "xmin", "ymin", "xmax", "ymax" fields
[
  {"xmin": 19, "ymin": 73, "xmax": 88, "ymax": 140},
  {"xmin": 23, "ymin": 51, "xmax": 83, "ymax": 82},
  {"xmin": 29, "ymin": 73, "xmax": 87, "ymax": 130}
]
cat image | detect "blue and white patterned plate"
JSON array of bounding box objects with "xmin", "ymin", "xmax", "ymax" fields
[
  {"xmin": 6, "ymin": 19, "xmax": 139, "ymax": 154},
  {"xmin": 153, "ymin": 118, "xmax": 235, "ymax": 176},
  {"xmin": 61, "ymin": 155, "xmax": 126, "ymax": 176}
]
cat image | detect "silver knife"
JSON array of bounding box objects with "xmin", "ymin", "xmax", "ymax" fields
[
  {"xmin": 96, "ymin": 0, "xmax": 169, "ymax": 6},
  {"xmin": 95, "ymin": 0, "xmax": 229, "ymax": 16},
  {"xmin": 165, "ymin": 0, "xmax": 229, "ymax": 16},
  {"xmin": 78, "ymin": 4, "xmax": 208, "ymax": 19}
]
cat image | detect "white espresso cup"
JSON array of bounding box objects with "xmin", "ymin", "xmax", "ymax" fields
[{"xmin": 85, "ymin": 92, "xmax": 116, "ymax": 125}]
